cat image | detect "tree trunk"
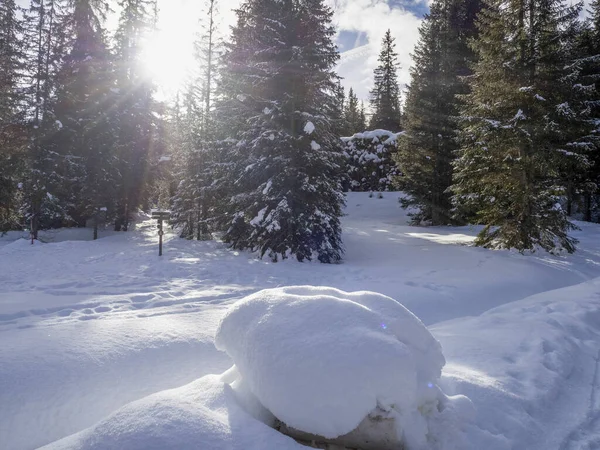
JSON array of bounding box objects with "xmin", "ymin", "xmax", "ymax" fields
[{"xmin": 585, "ymin": 193, "xmax": 592, "ymax": 222}]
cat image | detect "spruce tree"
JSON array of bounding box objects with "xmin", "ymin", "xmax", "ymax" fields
[
  {"xmin": 369, "ymin": 29, "xmax": 402, "ymax": 131},
  {"xmin": 171, "ymin": 0, "xmax": 222, "ymax": 240},
  {"xmin": 344, "ymin": 88, "xmax": 364, "ymax": 135},
  {"xmin": 195, "ymin": 0, "xmax": 220, "ymax": 134},
  {"xmin": 558, "ymin": 9, "xmax": 600, "ymax": 220},
  {"xmin": 214, "ymin": 0, "xmax": 345, "ymax": 263},
  {"xmin": 570, "ymin": 0, "xmax": 600, "ymax": 221},
  {"xmin": 112, "ymin": 0, "xmax": 160, "ymax": 231},
  {"xmin": 395, "ymin": 0, "xmax": 481, "ymax": 225},
  {"xmin": 22, "ymin": 0, "xmax": 68, "ymax": 237},
  {"xmin": 452, "ymin": 0, "xmax": 592, "ymax": 253},
  {"xmin": 0, "ymin": 0, "xmax": 26, "ymax": 231},
  {"xmin": 50, "ymin": 0, "xmax": 116, "ymax": 238},
  {"xmin": 332, "ymin": 80, "xmax": 348, "ymax": 136},
  {"xmin": 359, "ymin": 101, "xmax": 367, "ymax": 131},
  {"xmin": 170, "ymin": 84, "xmax": 208, "ymax": 239}
]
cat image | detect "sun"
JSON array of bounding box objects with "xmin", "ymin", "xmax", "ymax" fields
[
  {"xmin": 139, "ymin": 0, "xmax": 230, "ymax": 101},
  {"xmin": 140, "ymin": 0, "xmax": 204, "ymax": 100},
  {"xmin": 141, "ymin": 27, "xmax": 195, "ymax": 99}
]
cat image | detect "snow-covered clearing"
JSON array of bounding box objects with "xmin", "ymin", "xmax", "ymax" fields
[{"xmin": 1, "ymin": 192, "xmax": 600, "ymax": 449}]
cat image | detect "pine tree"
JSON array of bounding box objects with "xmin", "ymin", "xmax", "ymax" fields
[
  {"xmin": 343, "ymin": 87, "xmax": 364, "ymax": 135},
  {"xmin": 369, "ymin": 29, "xmax": 402, "ymax": 131},
  {"xmin": 171, "ymin": 0, "xmax": 222, "ymax": 240},
  {"xmin": 214, "ymin": 0, "xmax": 345, "ymax": 263},
  {"xmin": 395, "ymin": 0, "xmax": 481, "ymax": 225},
  {"xmin": 170, "ymin": 84, "xmax": 208, "ymax": 239},
  {"xmin": 331, "ymin": 80, "xmax": 348, "ymax": 136},
  {"xmin": 195, "ymin": 0, "xmax": 220, "ymax": 134},
  {"xmin": 49, "ymin": 0, "xmax": 116, "ymax": 238},
  {"xmin": 570, "ymin": 0, "xmax": 600, "ymax": 221},
  {"xmin": 22, "ymin": 0, "xmax": 69, "ymax": 237},
  {"xmin": 112, "ymin": 0, "xmax": 160, "ymax": 231},
  {"xmin": 0, "ymin": 0, "xmax": 26, "ymax": 231},
  {"xmin": 558, "ymin": 9, "xmax": 600, "ymax": 221},
  {"xmin": 359, "ymin": 101, "xmax": 367, "ymax": 131},
  {"xmin": 452, "ymin": 0, "xmax": 593, "ymax": 253}
]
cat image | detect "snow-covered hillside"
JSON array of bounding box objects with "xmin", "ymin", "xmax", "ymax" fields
[{"xmin": 1, "ymin": 192, "xmax": 600, "ymax": 449}]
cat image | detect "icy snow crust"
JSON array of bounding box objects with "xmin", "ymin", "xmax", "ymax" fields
[{"xmin": 215, "ymin": 286, "xmax": 446, "ymax": 441}]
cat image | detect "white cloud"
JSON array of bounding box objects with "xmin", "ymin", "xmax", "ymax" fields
[{"xmin": 331, "ymin": 0, "xmax": 424, "ymax": 101}]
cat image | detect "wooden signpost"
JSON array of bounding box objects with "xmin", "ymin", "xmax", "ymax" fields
[{"xmin": 151, "ymin": 210, "xmax": 171, "ymax": 256}]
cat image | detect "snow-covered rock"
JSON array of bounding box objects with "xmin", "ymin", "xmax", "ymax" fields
[{"xmin": 215, "ymin": 286, "xmax": 472, "ymax": 449}]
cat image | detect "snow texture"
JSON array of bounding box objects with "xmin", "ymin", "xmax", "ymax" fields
[
  {"xmin": 2, "ymin": 193, "xmax": 600, "ymax": 449},
  {"xmin": 215, "ymin": 286, "xmax": 467, "ymax": 448},
  {"xmin": 303, "ymin": 121, "xmax": 315, "ymax": 134},
  {"xmin": 43, "ymin": 375, "xmax": 304, "ymax": 450}
]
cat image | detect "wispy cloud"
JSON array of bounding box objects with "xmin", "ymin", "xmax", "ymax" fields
[{"xmin": 332, "ymin": 0, "xmax": 425, "ymax": 100}]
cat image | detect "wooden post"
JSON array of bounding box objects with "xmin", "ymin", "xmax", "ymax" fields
[
  {"xmin": 158, "ymin": 219, "xmax": 163, "ymax": 256},
  {"xmin": 151, "ymin": 211, "xmax": 170, "ymax": 257}
]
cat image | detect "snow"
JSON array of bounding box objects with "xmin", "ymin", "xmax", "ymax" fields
[
  {"xmin": 310, "ymin": 140, "xmax": 321, "ymax": 150},
  {"xmin": 250, "ymin": 207, "xmax": 267, "ymax": 227},
  {"xmin": 2, "ymin": 193, "xmax": 600, "ymax": 449},
  {"xmin": 43, "ymin": 374, "xmax": 304, "ymax": 450},
  {"xmin": 434, "ymin": 279, "xmax": 600, "ymax": 450},
  {"xmin": 262, "ymin": 180, "xmax": 272, "ymax": 195},
  {"xmin": 342, "ymin": 129, "xmax": 403, "ymax": 145},
  {"xmin": 512, "ymin": 109, "xmax": 526, "ymax": 121},
  {"xmin": 215, "ymin": 286, "xmax": 454, "ymax": 446},
  {"xmin": 303, "ymin": 121, "xmax": 315, "ymax": 134}
]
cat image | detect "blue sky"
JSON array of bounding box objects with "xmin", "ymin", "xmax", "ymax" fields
[{"xmin": 336, "ymin": 1, "xmax": 429, "ymax": 52}]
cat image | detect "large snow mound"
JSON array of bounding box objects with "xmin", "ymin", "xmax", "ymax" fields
[
  {"xmin": 215, "ymin": 286, "xmax": 468, "ymax": 447},
  {"xmin": 42, "ymin": 375, "xmax": 304, "ymax": 450}
]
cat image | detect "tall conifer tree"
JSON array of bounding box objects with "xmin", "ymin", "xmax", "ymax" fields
[
  {"xmin": 0, "ymin": 0, "xmax": 26, "ymax": 231},
  {"xmin": 343, "ymin": 88, "xmax": 365, "ymax": 135},
  {"xmin": 452, "ymin": 0, "xmax": 593, "ymax": 253},
  {"xmin": 22, "ymin": 0, "xmax": 68, "ymax": 236},
  {"xmin": 214, "ymin": 0, "xmax": 345, "ymax": 263},
  {"xmin": 171, "ymin": 0, "xmax": 222, "ymax": 239},
  {"xmin": 369, "ymin": 29, "xmax": 402, "ymax": 131},
  {"xmin": 395, "ymin": 0, "xmax": 481, "ymax": 225},
  {"xmin": 112, "ymin": 0, "xmax": 159, "ymax": 231},
  {"xmin": 50, "ymin": 0, "xmax": 115, "ymax": 237}
]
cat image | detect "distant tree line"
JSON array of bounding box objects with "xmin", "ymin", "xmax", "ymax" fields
[
  {"xmin": 2, "ymin": 0, "xmax": 599, "ymax": 259},
  {"xmin": 0, "ymin": 0, "xmax": 166, "ymax": 239}
]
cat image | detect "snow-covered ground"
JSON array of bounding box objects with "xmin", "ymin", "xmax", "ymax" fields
[{"xmin": 1, "ymin": 192, "xmax": 600, "ymax": 449}]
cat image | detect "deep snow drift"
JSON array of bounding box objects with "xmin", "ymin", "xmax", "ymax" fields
[
  {"xmin": 1, "ymin": 192, "xmax": 600, "ymax": 449},
  {"xmin": 215, "ymin": 286, "xmax": 471, "ymax": 449},
  {"xmin": 42, "ymin": 374, "xmax": 305, "ymax": 450}
]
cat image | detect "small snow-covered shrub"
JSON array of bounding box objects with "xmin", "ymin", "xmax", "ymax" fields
[
  {"xmin": 215, "ymin": 286, "xmax": 474, "ymax": 450},
  {"xmin": 342, "ymin": 130, "xmax": 402, "ymax": 192}
]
